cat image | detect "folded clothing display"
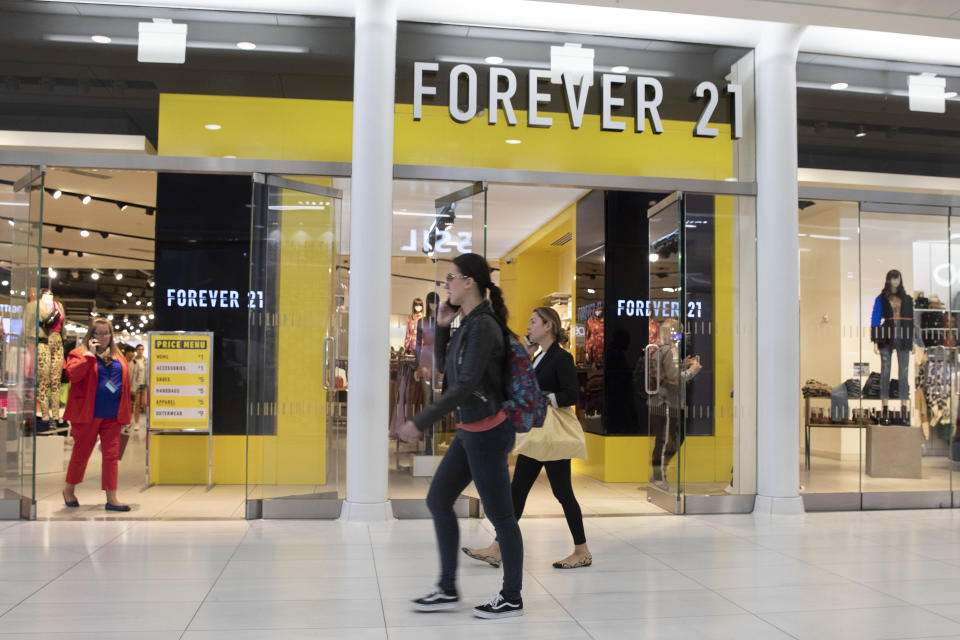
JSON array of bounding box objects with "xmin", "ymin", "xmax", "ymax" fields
[
  {"xmin": 802, "ymin": 379, "xmax": 831, "ymax": 398},
  {"xmin": 861, "ymin": 371, "xmax": 900, "ymax": 399}
]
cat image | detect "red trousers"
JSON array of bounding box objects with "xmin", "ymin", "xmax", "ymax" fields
[{"xmin": 66, "ymin": 418, "xmax": 122, "ymax": 491}]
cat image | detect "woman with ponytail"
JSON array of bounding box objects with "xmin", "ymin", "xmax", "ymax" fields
[
  {"xmin": 397, "ymin": 253, "xmax": 524, "ymax": 620},
  {"xmin": 463, "ymin": 306, "xmax": 591, "ymax": 570}
]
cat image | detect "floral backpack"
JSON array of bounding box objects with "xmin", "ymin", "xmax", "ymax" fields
[{"xmin": 497, "ymin": 323, "xmax": 549, "ymax": 433}]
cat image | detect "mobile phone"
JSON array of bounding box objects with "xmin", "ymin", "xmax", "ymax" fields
[
  {"xmin": 522, "ymin": 335, "xmax": 532, "ymax": 347},
  {"xmin": 446, "ymin": 298, "xmax": 461, "ymax": 312}
]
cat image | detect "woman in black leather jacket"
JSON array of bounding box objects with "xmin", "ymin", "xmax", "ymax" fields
[
  {"xmin": 463, "ymin": 306, "xmax": 591, "ymax": 570},
  {"xmin": 397, "ymin": 253, "xmax": 524, "ymax": 620}
]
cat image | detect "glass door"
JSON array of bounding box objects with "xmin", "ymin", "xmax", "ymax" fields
[
  {"xmin": 389, "ymin": 180, "xmax": 486, "ymax": 516},
  {"xmin": 245, "ymin": 174, "xmax": 344, "ymax": 519},
  {"xmin": 646, "ymin": 193, "xmax": 685, "ymax": 513},
  {"xmin": 1, "ymin": 167, "xmax": 44, "ymax": 519}
]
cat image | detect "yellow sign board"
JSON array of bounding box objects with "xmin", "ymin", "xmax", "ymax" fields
[{"xmin": 148, "ymin": 332, "xmax": 213, "ymax": 432}]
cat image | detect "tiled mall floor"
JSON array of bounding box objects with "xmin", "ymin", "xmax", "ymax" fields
[{"xmin": 2, "ymin": 510, "xmax": 960, "ymax": 639}]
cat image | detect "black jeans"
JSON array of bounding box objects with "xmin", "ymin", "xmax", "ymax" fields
[
  {"xmin": 511, "ymin": 454, "xmax": 586, "ymax": 545},
  {"xmin": 426, "ymin": 420, "xmax": 522, "ymax": 600}
]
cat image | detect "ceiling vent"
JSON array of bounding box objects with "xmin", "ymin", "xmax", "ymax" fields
[{"xmin": 550, "ymin": 232, "xmax": 573, "ymax": 247}]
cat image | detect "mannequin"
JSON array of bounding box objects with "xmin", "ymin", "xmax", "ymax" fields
[
  {"xmin": 870, "ymin": 269, "xmax": 914, "ymax": 425},
  {"xmin": 585, "ymin": 305, "xmax": 604, "ymax": 364},
  {"xmin": 27, "ymin": 288, "xmax": 65, "ymax": 430},
  {"xmin": 404, "ymin": 297, "xmax": 424, "ymax": 354}
]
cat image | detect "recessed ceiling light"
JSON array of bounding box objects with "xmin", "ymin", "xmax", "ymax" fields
[
  {"xmin": 80, "ymin": 229, "xmax": 90, "ymax": 237},
  {"xmin": 115, "ymin": 272, "xmax": 123, "ymax": 280},
  {"xmin": 236, "ymin": 41, "xmax": 256, "ymax": 50},
  {"xmin": 505, "ymin": 139, "xmax": 521, "ymax": 145},
  {"xmin": 649, "ymin": 253, "xmax": 659, "ymax": 263},
  {"xmin": 81, "ymin": 195, "xmax": 91, "ymax": 204},
  {"xmin": 91, "ymin": 35, "xmax": 112, "ymax": 44},
  {"xmin": 52, "ymin": 190, "xmax": 62, "ymax": 199},
  {"xmin": 947, "ymin": 91, "xmax": 958, "ymax": 99},
  {"xmin": 484, "ymin": 56, "xmax": 504, "ymax": 65},
  {"xmin": 830, "ymin": 82, "xmax": 849, "ymax": 90},
  {"xmin": 91, "ymin": 272, "xmax": 100, "ymax": 280},
  {"xmin": 611, "ymin": 65, "xmax": 629, "ymax": 73},
  {"xmin": 204, "ymin": 123, "xmax": 222, "ymax": 130}
]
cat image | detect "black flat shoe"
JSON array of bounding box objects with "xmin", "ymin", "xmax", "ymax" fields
[
  {"xmin": 105, "ymin": 503, "xmax": 131, "ymax": 512},
  {"xmin": 62, "ymin": 491, "xmax": 79, "ymax": 508}
]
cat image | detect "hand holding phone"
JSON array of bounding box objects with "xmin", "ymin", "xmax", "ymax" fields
[{"xmin": 437, "ymin": 299, "xmax": 460, "ymax": 327}]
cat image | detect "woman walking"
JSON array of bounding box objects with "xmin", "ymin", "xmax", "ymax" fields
[
  {"xmin": 61, "ymin": 318, "xmax": 132, "ymax": 512},
  {"xmin": 397, "ymin": 253, "xmax": 523, "ymax": 619},
  {"xmin": 463, "ymin": 307, "xmax": 591, "ymax": 569}
]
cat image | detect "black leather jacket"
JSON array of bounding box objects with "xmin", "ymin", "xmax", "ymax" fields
[{"xmin": 413, "ymin": 300, "xmax": 506, "ymax": 430}]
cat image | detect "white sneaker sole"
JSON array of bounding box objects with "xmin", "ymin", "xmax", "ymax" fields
[
  {"xmin": 472, "ymin": 607, "xmax": 523, "ymax": 619},
  {"xmin": 412, "ymin": 601, "xmax": 458, "ymax": 612}
]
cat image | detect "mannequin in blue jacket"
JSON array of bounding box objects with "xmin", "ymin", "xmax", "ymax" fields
[{"xmin": 870, "ymin": 269, "xmax": 914, "ymax": 425}]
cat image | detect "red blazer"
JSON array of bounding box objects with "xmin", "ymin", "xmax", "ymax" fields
[{"xmin": 63, "ymin": 347, "xmax": 132, "ymax": 425}]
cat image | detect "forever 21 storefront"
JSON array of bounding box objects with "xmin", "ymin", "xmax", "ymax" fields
[{"xmin": 0, "ymin": 1, "xmax": 955, "ymax": 520}]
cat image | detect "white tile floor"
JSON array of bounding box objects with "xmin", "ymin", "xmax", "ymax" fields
[{"xmin": 0, "ymin": 510, "xmax": 960, "ymax": 638}]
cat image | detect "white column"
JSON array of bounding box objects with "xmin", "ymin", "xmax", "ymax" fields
[
  {"xmin": 341, "ymin": 0, "xmax": 396, "ymax": 521},
  {"xmin": 753, "ymin": 24, "xmax": 806, "ymax": 516}
]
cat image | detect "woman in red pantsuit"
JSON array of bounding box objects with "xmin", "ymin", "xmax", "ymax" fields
[{"xmin": 62, "ymin": 318, "xmax": 132, "ymax": 512}]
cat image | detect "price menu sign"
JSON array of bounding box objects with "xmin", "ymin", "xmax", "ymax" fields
[{"xmin": 148, "ymin": 332, "xmax": 213, "ymax": 432}]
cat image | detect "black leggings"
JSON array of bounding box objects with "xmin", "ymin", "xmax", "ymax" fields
[{"xmin": 511, "ymin": 454, "xmax": 586, "ymax": 546}]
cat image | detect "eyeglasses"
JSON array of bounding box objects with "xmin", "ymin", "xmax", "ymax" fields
[{"xmin": 445, "ymin": 273, "xmax": 469, "ymax": 282}]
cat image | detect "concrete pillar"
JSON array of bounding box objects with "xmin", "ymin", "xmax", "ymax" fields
[
  {"xmin": 753, "ymin": 23, "xmax": 807, "ymax": 515},
  {"xmin": 341, "ymin": 0, "xmax": 396, "ymax": 521}
]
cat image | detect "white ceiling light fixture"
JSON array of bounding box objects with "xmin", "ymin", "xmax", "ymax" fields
[
  {"xmin": 586, "ymin": 288, "xmax": 596, "ymax": 294},
  {"xmin": 115, "ymin": 272, "xmax": 123, "ymax": 280},
  {"xmin": 830, "ymin": 82, "xmax": 849, "ymax": 90},
  {"xmin": 91, "ymin": 35, "xmax": 112, "ymax": 44},
  {"xmin": 80, "ymin": 229, "xmax": 90, "ymax": 237},
  {"xmin": 550, "ymin": 42, "xmax": 595, "ymax": 87},
  {"xmin": 484, "ymin": 55, "xmax": 504, "ymax": 64},
  {"xmin": 81, "ymin": 195, "xmax": 91, "ymax": 205},
  {"xmin": 611, "ymin": 65, "xmax": 629, "ymax": 73},
  {"xmin": 91, "ymin": 272, "xmax": 100, "ymax": 280},
  {"xmin": 236, "ymin": 41, "xmax": 256, "ymax": 50},
  {"xmin": 909, "ymin": 73, "xmax": 946, "ymax": 113},
  {"xmin": 205, "ymin": 124, "xmax": 222, "ymax": 131},
  {"xmin": 649, "ymin": 253, "xmax": 659, "ymax": 262},
  {"xmin": 138, "ymin": 19, "xmax": 187, "ymax": 64},
  {"xmin": 52, "ymin": 190, "xmax": 62, "ymax": 199},
  {"xmin": 505, "ymin": 139, "xmax": 522, "ymax": 145}
]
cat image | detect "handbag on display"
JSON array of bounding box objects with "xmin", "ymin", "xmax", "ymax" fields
[{"xmin": 514, "ymin": 405, "xmax": 587, "ymax": 462}]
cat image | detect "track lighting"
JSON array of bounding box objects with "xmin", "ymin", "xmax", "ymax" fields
[
  {"xmin": 80, "ymin": 229, "xmax": 89, "ymax": 238},
  {"xmin": 81, "ymin": 195, "xmax": 91, "ymax": 205},
  {"xmin": 115, "ymin": 272, "xmax": 123, "ymax": 280},
  {"xmin": 100, "ymin": 231, "xmax": 109, "ymax": 239},
  {"xmin": 91, "ymin": 272, "xmax": 100, "ymax": 280},
  {"xmin": 77, "ymin": 251, "xmax": 83, "ymax": 258},
  {"xmin": 145, "ymin": 208, "xmax": 155, "ymax": 216},
  {"xmin": 55, "ymin": 226, "xmax": 63, "ymax": 233},
  {"xmin": 62, "ymin": 250, "xmax": 69, "ymax": 256},
  {"xmin": 118, "ymin": 203, "xmax": 128, "ymax": 212},
  {"xmin": 52, "ymin": 190, "xmax": 62, "ymax": 199},
  {"xmin": 855, "ymin": 125, "xmax": 867, "ymax": 138},
  {"xmin": 47, "ymin": 247, "xmax": 54, "ymax": 254}
]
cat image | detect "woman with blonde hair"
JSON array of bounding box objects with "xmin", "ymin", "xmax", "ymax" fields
[
  {"xmin": 464, "ymin": 306, "xmax": 591, "ymax": 569},
  {"xmin": 61, "ymin": 318, "xmax": 132, "ymax": 511}
]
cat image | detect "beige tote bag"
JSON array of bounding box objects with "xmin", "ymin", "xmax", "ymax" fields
[{"xmin": 514, "ymin": 405, "xmax": 587, "ymax": 462}]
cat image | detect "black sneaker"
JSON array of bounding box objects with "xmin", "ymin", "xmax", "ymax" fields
[
  {"xmin": 411, "ymin": 587, "xmax": 459, "ymax": 612},
  {"xmin": 472, "ymin": 592, "xmax": 523, "ymax": 619}
]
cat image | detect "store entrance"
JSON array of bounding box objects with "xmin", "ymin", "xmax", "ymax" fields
[{"xmin": 386, "ymin": 182, "xmax": 757, "ymax": 517}]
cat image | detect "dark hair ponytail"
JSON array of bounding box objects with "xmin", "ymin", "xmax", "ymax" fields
[{"xmin": 453, "ymin": 252, "xmax": 509, "ymax": 328}]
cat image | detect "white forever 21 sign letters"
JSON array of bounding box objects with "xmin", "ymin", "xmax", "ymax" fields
[{"xmin": 413, "ymin": 62, "xmax": 743, "ymax": 139}]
